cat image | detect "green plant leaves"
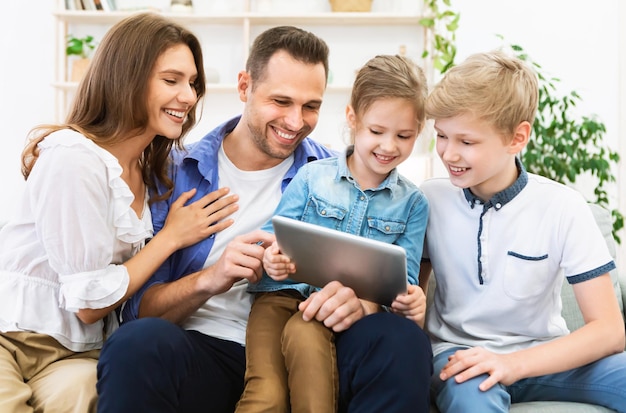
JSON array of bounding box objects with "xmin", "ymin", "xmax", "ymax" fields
[
  {"xmin": 66, "ymin": 34, "xmax": 96, "ymax": 58},
  {"xmin": 426, "ymin": 12, "xmax": 623, "ymax": 243},
  {"xmin": 512, "ymin": 43, "xmax": 623, "ymax": 243},
  {"xmin": 421, "ymin": 0, "xmax": 459, "ymax": 75}
]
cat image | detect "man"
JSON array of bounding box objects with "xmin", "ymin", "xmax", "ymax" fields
[{"xmin": 97, "ymin": 26, "xmax": 432, "ymax": 413}]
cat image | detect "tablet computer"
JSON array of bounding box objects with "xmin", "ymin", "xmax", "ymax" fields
[{"xmin": 271, "ymin": 215, "xmax": 408, "ymax": 306}]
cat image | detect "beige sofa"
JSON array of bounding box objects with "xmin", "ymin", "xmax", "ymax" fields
[{"xmin": 426, "ymin": 203, "xmax": 625, "ymax": 413}]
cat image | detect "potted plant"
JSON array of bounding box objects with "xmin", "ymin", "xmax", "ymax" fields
[
  {"xmin": 66, "ymin": 34, "xmax": 97, "ymax": 82},
  {"xmin": 508, "ymin": 41, "xmax": 624, "ymax": 243},
  {"xmin": 420, "ymin": 0, "xmax": 459, "ymax": 76}
]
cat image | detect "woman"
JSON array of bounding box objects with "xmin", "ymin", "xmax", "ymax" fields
[{"xmin": 0, "ymin": 13, "xmax": 237, "ymax": 413}]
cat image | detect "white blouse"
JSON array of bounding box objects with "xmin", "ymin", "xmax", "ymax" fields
[{"xmin": 0, "ymin": 130, "xmax": 152, "ymax": 352}]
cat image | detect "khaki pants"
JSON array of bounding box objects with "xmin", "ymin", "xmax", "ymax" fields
[
  {"xmin": 0, "ymin": 331, "xmax": 99, "ymax": 413},
  {"xmin": 236, "ymin": 291, "xmax": 338, "ymax": 413}
]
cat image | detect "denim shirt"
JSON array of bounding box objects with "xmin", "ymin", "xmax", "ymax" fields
[
  {"xmin": 121, "ymin": 116, "xmax": 336, "ymax": 322},
  {"xmin": 248, "ymin": 146, "xmax": 429, "ymax": 298}
]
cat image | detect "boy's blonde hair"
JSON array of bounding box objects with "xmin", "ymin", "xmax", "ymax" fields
[{"xmin": 426, "ymin": 50, "xmax": 538, "ymax": 138}]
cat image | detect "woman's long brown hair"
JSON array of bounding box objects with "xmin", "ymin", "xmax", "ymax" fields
[{"xmin": 22, "ymin": 12, "xmax": 206, "ymax": 202}]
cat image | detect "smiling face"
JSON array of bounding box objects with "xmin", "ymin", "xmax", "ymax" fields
[
  {"xmin": 145, "ymin": 43, "xmax": 199, "ymax": 140},
  {"xmin": 347, "ymin": 97, "xmax": 419, "ymax": 189},
  {"xmin": 434, "ymin": 112, "xmax": 529, "ymax": 201},
  {"xmin": 238, "ymin": 50, "xmax": 326, "ymax": 164}
]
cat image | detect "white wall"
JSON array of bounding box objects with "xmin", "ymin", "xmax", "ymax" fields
[
  {"xmin": 1, "ymin": 0, "xmax": 623, "ymax": 266},
  {"xmin": 0, "ymin": 1, "xmax": 56, "ymax": 222},
  {"xmin": 620, "ymin": 0, "xmax": 626, "ymax": 270},
  {"xmin": 451, "ymin": 0, "xmax": 621, "ymax": 184},
  {"xmin": 448, "ymin": 0, "xmax": 624, "ymax": 267}
]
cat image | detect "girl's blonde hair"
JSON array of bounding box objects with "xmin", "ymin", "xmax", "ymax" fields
[{"xmin": 349, "ymin": 54, "xmax": 428, "ymax": 143}]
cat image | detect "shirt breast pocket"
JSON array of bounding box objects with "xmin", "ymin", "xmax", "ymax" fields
[
  {"xmin": 366, "ymin": 218, "xmax": 406, "ymax": 244},
  {"xmin": 503, "ymin": 251, "xmax": 551, "ymax": 299},
  {"xmin": 305, "ymin": 196, "xmax": 347, "ymax": 230}
]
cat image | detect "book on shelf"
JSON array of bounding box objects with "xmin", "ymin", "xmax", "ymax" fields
[
  {"xmin": 82, "ymin": 0, "xmax": 95, "ymax": 10},
  {"xmin": 69, "ymin": 0, "xmax": 83, "ymax": 10},
  {"xmin": 103, "ymin": 0, "xmax": 116, "ymax": 10},
  {"xmin": 66, "ymin": 0, "xmax": 116, "ymax": 10}
]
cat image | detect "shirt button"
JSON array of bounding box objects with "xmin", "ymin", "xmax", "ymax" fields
[
  {"xmin": 495, "ymin": 202, "xmax": 502, "ymax": 209},
  {"xmin": 385, "ymin": 225, "xmax": 390, "ymax": 231},
  {"xmin": 321, "ymin": 210, "xmax": 326, "ymax": 215},
  {"xmin": 360, "ymin": 196, "xmax": 365, "ymax": 201}
]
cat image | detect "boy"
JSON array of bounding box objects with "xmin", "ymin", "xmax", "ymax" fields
[{"xmin": 420, "ymin": 50, "xmax": 626, "ymax": 412}]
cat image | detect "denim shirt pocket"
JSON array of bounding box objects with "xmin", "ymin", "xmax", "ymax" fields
[
  {"xmin": 305, "ymin": 196, "xmax": 347, "ymax": 230},
  {"xmin": 366, "ymin": 218, "xmax": 406, "ymax": 244},
  {"xmin": 503, "ymin": 251, "xmax": 551, "ymax": 299}
]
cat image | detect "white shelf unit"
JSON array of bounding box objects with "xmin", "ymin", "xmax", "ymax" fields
[{"xmin": 53, "ymin": 1, "xmax": 435, "ymax": 181}]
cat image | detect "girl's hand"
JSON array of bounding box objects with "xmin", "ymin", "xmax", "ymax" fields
[
  {"xmin": 390, "ymin": 284, "xmax": 427, "ymax": 327},
  {"xmin": 162, "ymin": 187, "xmax": 239, "ymax": 250},
  {"xmin": 262, "ymin": 243, "xmax": 295, "ymax": 281}
]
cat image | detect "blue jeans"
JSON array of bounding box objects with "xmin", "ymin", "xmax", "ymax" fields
[
  {"xmin": 97, "ymin": 313, "xmax": 432, "ymax": 413},
  {"xmin": 97, "ymin": 318, "xmax": 246, "ymax": 413},
  {"xmin": 432, "ymin": 347, "xmax": 626, "ymax": 413},
  {"xmin": 336, "ymin": 312, "xmax": 433, "ymax": 413}
]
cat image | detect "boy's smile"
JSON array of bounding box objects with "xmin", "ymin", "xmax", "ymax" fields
[{"xmin": 434, "ymin": 113, "xmax": 525, "ymax": 201}]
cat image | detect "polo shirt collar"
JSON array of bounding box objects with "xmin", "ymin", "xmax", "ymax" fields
[{"xmin": 463, "ymin": 157, "xmax": 528, "ymax": 211}]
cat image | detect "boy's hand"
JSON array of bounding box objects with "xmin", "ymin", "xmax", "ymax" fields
[
  {"xmin": 440, "ymin": 347, "xmax": 521, "ymax": 391},
  {"xmin": 390, "ymin": 284, "xmax": 426, "ymax": 327},
  {"xmin": 262, "ymin": 243, "xmax": 295, "ymax": 281}
]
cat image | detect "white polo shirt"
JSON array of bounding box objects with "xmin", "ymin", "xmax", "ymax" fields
[{"xmin": 421, "ymin": 165, "xmax": 615, "ymax": 356}]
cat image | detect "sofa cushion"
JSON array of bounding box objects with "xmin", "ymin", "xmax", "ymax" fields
[
  {"xmin": 510, "ymin": 401, "xmax": 615, "ymax": 413},
  {"xmin": 429, "ymin": 402, "xmax": 615, "ymax": 413},
  {"xmin": 562, "ymin": 203, "xmax": 623, "ymax": 331},
  {"xmin": 588, "ymin": 203, "xmax": 622, "ymax": 312}
]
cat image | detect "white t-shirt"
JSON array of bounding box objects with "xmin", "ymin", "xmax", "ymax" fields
[
  {"xmin": 0, "ymin": 130, "xmax": 152, "ymax": 351},
  {"xmin": 421, "ymin": 173, "xmax": 614, "ymax": 356},
  {"xmin": 182, "ymin": 143, "xmax": 293, "ymax": 345}
]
